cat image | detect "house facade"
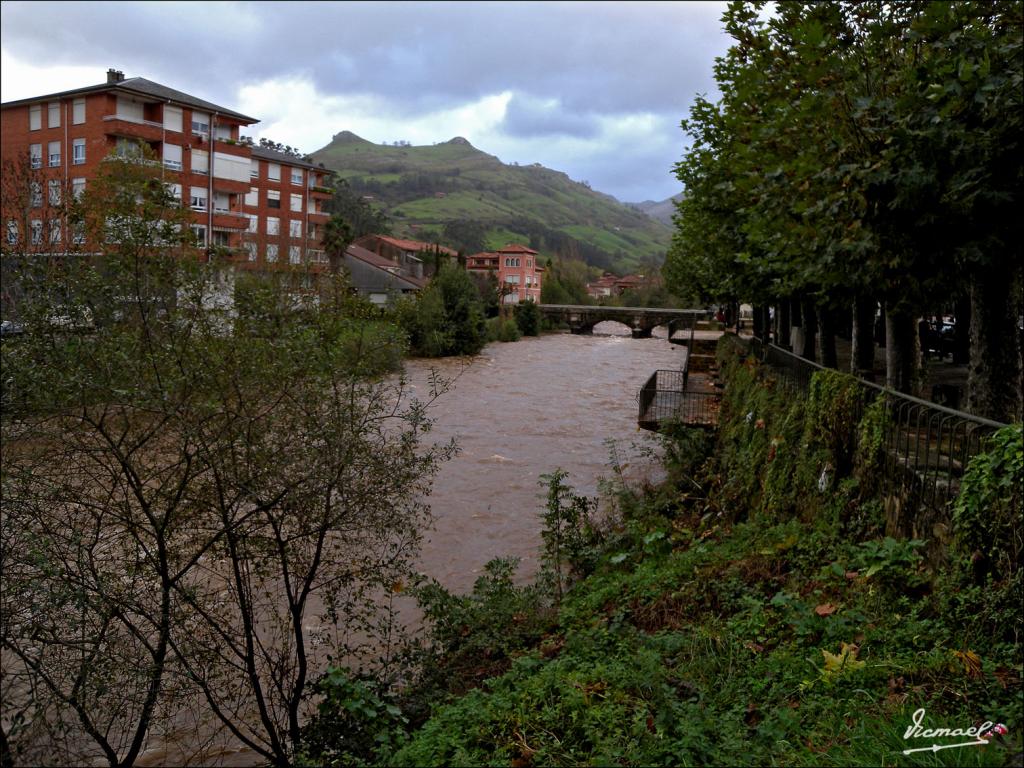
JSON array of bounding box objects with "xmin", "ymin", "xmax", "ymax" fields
[
  {"xmin": 466, "ymin": 243, "xmax": 544, "ymax": 304},
  {"xmin": 0, "ymin": 69, "xmax": 332, "ymax": 273}
]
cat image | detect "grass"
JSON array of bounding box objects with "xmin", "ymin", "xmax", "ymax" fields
[{"xmin": 309, "ymin": 133, "xmax": 672, "ymax": 273}]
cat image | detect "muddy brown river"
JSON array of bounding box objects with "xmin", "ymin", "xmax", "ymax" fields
[{"xmin": 125, "ymin": 325, "xmax": 687, "ymax": 766}]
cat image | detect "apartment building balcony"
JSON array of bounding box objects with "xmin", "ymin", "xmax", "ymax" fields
[
  {"xmin": 102, "ymin": 114, "xmax": 165, "ymax": 142},
  {"xmin": 210, "ymin": 209, "xmax": 249, "ymax": 230},
  {"xmin": 210, "ymin": 176, "xmax": 249, "ymax": 195},
  {"xmin": 308, "ymin": 184, "xmax": 333, "ymax": 200},
  {"xmin": 212, "ymin": 140, "xmax": 252, "ymax": 159}
]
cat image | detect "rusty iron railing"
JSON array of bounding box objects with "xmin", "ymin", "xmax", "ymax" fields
[
  {"xmin": 637, "ymin": 369, "xmax": 719, "ymax": 431},
  {"xmin": 748, "ymin": 337, "xmax": 1007, "ymax": 514}
]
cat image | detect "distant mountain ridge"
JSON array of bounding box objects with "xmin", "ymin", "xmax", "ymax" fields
[
  {"xmin": 627, "ymin": 194, "xmax": 682, "ymax": 227},
  {"xmin": 310, "ymin": 132, "xmax": 673, "ymax": 273}
]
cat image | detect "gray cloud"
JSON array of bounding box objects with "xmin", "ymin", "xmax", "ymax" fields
[
  {"xmin": 500, "ymin": 94, "xmax": 600, "ymax": 139},
  {"xmin": 1, "ymin": 0, "xmax": 730, "ymax": 201}
]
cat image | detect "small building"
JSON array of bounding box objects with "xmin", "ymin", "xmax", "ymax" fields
[
  {"xmin": 352, "ymin": 234, "xmax": 458, "ymax": 280},
  {"xmin": 343, "ymin": 243, "xmax": 426, "ymax": 305},
  {"xmin": 586, "ymin": 272, "xmax": 645, "ymax": 299},
  {"xmin": 466, "ymin": 243, "xmax": 544, "ymax": 304}
]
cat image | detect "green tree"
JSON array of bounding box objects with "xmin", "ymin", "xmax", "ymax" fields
[
  {"xmin": 396, "ymin": 262, "xmax": 487, "ymax": 357},
  {"xmin": 665, "ymin": 1, "xmax": 1022, "ymax": 417},
  {"xmin": 1, "ymin": 154, "xmax": 450, "ymax": 767}
]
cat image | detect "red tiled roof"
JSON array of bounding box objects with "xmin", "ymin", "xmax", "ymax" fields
[
  {"xmin": 498, "ymin": 243, "xmax": 538, "ymax": 255},
  {"xmin": 374, "ymin": 235, "xmax": 458, "ymax": 256}
]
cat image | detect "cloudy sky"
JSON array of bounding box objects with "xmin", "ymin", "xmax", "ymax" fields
[{"xmin": 1, "ymin": 1, "xmax": 732, "ymax": 203}]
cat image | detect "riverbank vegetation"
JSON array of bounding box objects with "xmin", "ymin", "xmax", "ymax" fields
[
  {"xmin": 0, "ymin": 157, "xmax": 455, "ymax": 767},
  {"xmin": 299, "ymin": 336, "xmax": 1022, "ymax": 767}
]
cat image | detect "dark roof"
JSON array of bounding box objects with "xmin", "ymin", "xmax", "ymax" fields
[
  {"xmin": 250, "ymin": 144, "xmax": 321, "ymax": 170},
  {"xmin": 347, "ymin": 243, "xmax": 400, "ymax": 270},
  {"xmin": 345, "ymin": 245, "xmax": 427, "ymax": 289},
  {"xmin": 1, "ymin": 76, "xmax": 258, "ymax": 123}
]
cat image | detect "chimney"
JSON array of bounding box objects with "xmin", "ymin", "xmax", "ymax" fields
[{"xmin": 106, "ymin": 68, "xmax": 125, "ymax": 84}]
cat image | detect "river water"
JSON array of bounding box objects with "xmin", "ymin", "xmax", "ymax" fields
[
  {"xmin": 130, "ymin": 324, "xmax": 686, "ymax": 766},
  {"xmin": 409, "ymin": 324, "xmax": 684, "ymax": 594}
]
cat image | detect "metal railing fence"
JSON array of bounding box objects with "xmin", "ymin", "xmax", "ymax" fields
[{"xmin": 747, "ymin": 337, "xmax": 1007, "ymax": 514}]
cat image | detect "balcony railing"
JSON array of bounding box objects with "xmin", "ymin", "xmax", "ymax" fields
[{"xmin": 103, "ymin": 114, "xmax": 164, "ymax": 129}]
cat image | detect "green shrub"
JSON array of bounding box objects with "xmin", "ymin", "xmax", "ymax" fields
[
  {"xmin": 514, "ymin": 300, "xmax": 541, "ymax": 336},
  {"xmin": 486, "ymin": 316, "xmax": 521, "ymax": 343}
]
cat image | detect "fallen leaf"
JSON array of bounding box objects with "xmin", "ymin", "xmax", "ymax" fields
[{"xmin": 814, "ymin": 603, "xmax": 837, "ymax": 617}]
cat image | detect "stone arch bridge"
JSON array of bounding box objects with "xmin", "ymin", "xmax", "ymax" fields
[{"xmin": 538, "ymin": 305, "xmax": 710, "ymax": 338}]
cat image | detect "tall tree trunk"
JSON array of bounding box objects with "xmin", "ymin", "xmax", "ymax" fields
[
  {"xmin": 753, "ymin": 303, "xmax": 765, "ymax": 340},
  {"xmin": 966, "ymin": 267, "xmax": 1023, "ymax": 422},
  {"xmin": 952, "ymin": 293, "xmax": 971, "ymax": 365},
  {"xmin": 885, "ymin": 309, "xmax": 920, "ymax": 394},
  {"xmin": 875, "ymin": 302, "xmax": 887, "ymax": 347},
  {"xmin": 817, "ymin": 306, "xmax": 837, "ymax": 368},
  {"xmin": 799, "ymin": 298, "xmax": 817, "ymax": 361},
  {"xmin": 851, "ymin": 296, "xmax": 877, "ymax": 379},
  {"xmin": 777, "ymin": 300, "xmax": 791, "ymax": 348}
]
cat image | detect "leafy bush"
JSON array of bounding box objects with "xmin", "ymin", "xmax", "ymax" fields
[
  {"xmin": 513, "ymin": 300, "xmax": 541, "ymax": 336},
  {"xmin": 486, "ymin": 316, "xmax": 521, "ymax": 343},
  {"xmin": 394, "ymin": 263, "xmax": 486, "ymax": 357}
]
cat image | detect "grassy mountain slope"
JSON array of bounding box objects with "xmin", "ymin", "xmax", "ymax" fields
[{"xmin": 310, "ymin": 132, "xmax": 673, "ymax": 273}]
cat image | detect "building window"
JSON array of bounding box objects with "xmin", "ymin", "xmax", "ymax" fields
[
  {"xmin": 164, "ymin": 182, "xmax": 180, "ymax": 204},
  {"xmin": 30, "ymin": 182, "xmax": 42, "ymax": 208},
  {"xmin": 29, "ymin": 105, "xmax": 41, "ymax": 131},
  {"xmin": 191, "ymin": 149, "xmax": 209, "ymax": 175},
  {"xmin": 48, "ymin": 141, "xmax": 61, "ymax": 167},
  {"xmin": 246, "ymin": 214, "xmax": 258, "ymax": 233},
  {"xmin": 48, "ymin": 102, "xmax": 60, "ymax": 129},
  {"xmin": 213, "ymin": 192, "xmax": 230, "ymax": 213},
  {"xmin": 6, "ymin": 220, "xmax": 17, "ymax": 245},
  {"xmin": 49, "ymin": 220, "xmax": 61, "ymax": 244},
  {"xmin": 72, "ymin": 138, "xmax": 86, "ymax": 165},
  {"xmin": 291, "ymin": 168, "xmax": 303, "ymax": 185},
  {"xmin": 289, "ymin": 219, "xmax": 301, "ymax": 238},
  {"xmin": 30, "ymin": 220, "xmax": 42, "ymax": 245},
  {"xmin": 214, "ymin": 124, "xmax": 231, "ymax": 141},
  {"xmin": 289, "ymin": 193, "xmax": 302, "ymax": 212},
  {"xmin": 162, "ymin": 143, "xmax": 182, "ymax": 170},
  {"xmin": 191, "ymin": 111, "xmax": 210, "ymax": 135},
  {"xmin": 289, "ymin": 245, "xmax": 301, "ymax": 264},
  {"xmin": 267, "ymin": 217, "xmax": 279, "ymax": 236},
  {"xmin": 245, "ymin": 186, "xmax": 258, "ymax": 206},
  {"xmin": 164, "ymin": 105, "xmax": 183, "ymax": 133},
  {"xmin": 29, "ymin": 144, "xmax": 42, "ymax": 169},
  {"xmin": 211, "ymin": 230, "xmax": 230, "ymax": 247},
  {"xmin": 191, "ymin": 224, "xmax": 207, "ymax": 247},
  {"xmin": 267, "ymin": 190, "xmax": 280, "ymax": 209},
  {"xmin": 48, "ymin": 179, "xmax": 61, "ymax": 206},
  {"xmin": 190, "ymin": 187, "xmax": 208, "ymax": 211},
  {"xmin": 250, "ymin": 159, "xmax": 260, "ymax": 178},
  {"xmin": 71, "ymin": 221, "xmax": 86, "ymax": 245},
  {"xmin": 245, "ymin": 240, "xmax": 257, "ymax": 261},
  {"xmin": 268, "ymin": 163, "xmax": 280, "ymax": 182},
  {"xmin": 73, "ymin": 98, "xmax": 86, "ymax": 125},
  {"xmin": 266, "ymin": 243, "xmax": 278, "ymax": 262}
]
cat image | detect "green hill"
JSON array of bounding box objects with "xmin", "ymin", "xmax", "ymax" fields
[{"xmin": 310, "ymin": 132, "xmax": 673, "ymax": 273}]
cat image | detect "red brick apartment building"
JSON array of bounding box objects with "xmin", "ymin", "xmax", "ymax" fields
[
  {"xmin": 0, "ymin": 69, "xmax": 332, "ymax": 274},
  {"xmin": 466, "ymin": 243, "xmax": 544, "ymax": 304}
]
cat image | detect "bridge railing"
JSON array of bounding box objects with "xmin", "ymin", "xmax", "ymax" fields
[{"xmin": 746, "ymin": 336, "xmax": 1007, "ymax": 515}]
